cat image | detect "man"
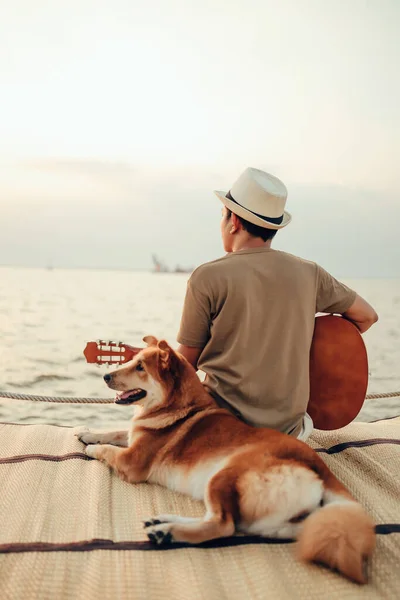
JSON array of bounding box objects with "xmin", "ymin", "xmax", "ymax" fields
[{"xmin": 174, "ymin": 167, "xmax": 378, "ymax": 441}]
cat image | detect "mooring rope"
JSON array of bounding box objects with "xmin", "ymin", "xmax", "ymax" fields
[
  {"xmin": 0, "ymin": 390, "xmax": 399, "ymax": 403},
  {"xmin": 0, "ymin": 392, "xmax": 113, "ymax": 404},
  {"xmin": 364, "ymin": 391, "xmax": 400, "ymax": 400}
]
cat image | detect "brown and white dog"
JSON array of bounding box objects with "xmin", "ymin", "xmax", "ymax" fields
[{"xmin": 77, "ymin": 336, "xmax": 375, "ymax": 583}]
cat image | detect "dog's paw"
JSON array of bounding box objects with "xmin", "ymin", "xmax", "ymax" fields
[
  {"xmin": 85, "ymin": 444, "xmax": 100, "ymax": 459},
  {"xmin": 76, "ymin": 429, "xmax": 101, "ymax": 445},
  {"xmin": 75, "ymin": 427, "xmax": 90, "ymax": 441},
  {"xmin": 143, "ymin": 517, "xmax": 167, "ymax": 528},
  {"xmin": 143, "ymin": 521, "xmax": 174, "ymax": 546}
]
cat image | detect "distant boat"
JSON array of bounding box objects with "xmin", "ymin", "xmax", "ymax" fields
[
  {"xmin": 152, "ymin": 254, "xmax": 169, "ymax": 273},
  {"xmin": 173, "ymin": 265, "xmax": 192, "ymax": 274},
  {"xmin": 152, "ymin": 255, "xmax": 192, "ymax": 274}
]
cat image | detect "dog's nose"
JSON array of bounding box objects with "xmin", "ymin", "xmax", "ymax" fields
[{"xmin": 104, "ymin": 373, "xmax": 112, "ymax": 383}]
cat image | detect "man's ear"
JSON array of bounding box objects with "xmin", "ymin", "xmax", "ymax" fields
[
  {"xmin": 143, "ymin": 335, "xmax": 158, "ymax": 347},
  {"xmin": 230, "ymin": 212, "xmax": 241, "ymax": 234}
]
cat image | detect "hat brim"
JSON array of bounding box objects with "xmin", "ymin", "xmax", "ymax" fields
[{"xmin": 214, "ymin": 191, "xmax": 291, "ymax": 230}]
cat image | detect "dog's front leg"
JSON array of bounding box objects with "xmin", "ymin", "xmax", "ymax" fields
[
  {"xmin": 85, "ymin": 444, "xmax": 125, "ymax": 473},
  {"xmin": 85, "ymin": 444, "xmax": 144, "ymax": 483},
  {"xmin": 85, "ymin": 443, "xmax": 122, "ymax": 463},
  {"xmin": 77, "ymin": 428, "xmax": 128, "ymax": 447}
]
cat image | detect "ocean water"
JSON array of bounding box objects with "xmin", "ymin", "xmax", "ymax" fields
[{"xmin": 0, "ymin": 267, "xmax": 399, "ymax": 429}]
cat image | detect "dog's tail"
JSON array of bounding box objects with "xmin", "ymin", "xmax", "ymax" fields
[{"xmin": 297, "ymin": 472, "xmax": 375, "ymax": 584}]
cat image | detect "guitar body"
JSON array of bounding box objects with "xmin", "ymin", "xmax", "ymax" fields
[{"xmin": 308, "ymin": 315, "xmax": 368, "ymax": 430}]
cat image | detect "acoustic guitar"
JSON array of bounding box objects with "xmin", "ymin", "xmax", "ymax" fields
[
  {"xmin": 83, "ymin": 315, "xmax": 368, "ymax": 431},
  {"xmin": 308, "ymin": 314, "xmax": 368, "ymax": 430}
]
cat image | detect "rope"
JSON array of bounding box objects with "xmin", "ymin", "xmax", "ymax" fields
[
  {"xmin": 0, "ymin": 392, "xmax": 113, "ymax": 404},
  {"xmin": 365, "ymin": 391, "xmax": 400, "ymax": 400},
  {"xmin": 0, "ymin": 390, "xmax": 399, "ymax": 403}
]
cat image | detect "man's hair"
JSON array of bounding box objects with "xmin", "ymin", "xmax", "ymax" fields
[{"xmin": 225, "ymin": 209, "xmax": 277, "ymax": 242}]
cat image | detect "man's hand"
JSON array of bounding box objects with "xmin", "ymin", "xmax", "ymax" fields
[{"xmin": 343, "ymin": 295, "xmax": 378, "ymax": 333}]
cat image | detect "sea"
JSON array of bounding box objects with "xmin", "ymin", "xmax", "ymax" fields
[{"xmin": 0, "ymin": 267, "xmax": 399, "ymax": 429}]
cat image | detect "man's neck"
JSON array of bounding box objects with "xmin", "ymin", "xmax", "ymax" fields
[{"xmin": 231, "ymin": 237, "xmax": 272, "ymax": 253}]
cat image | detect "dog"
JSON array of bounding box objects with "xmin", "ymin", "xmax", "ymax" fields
[{"xmin": 77, "ymin": 336, "xmax": 375, "ymax": 583}]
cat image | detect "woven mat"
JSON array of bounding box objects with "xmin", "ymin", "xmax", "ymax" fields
[{"xmin": 0, "ymin": 419, "xmax": 399, "ymax": 600}]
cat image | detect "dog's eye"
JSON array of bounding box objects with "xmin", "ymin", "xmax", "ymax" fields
[{"xmin": 136, "ymin": 362, "xmax": 144, "ymax": 372}]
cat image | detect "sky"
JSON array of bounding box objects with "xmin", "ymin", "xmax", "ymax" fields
[{"xmin": 0, "ymin": 0, "xmax": 399, "ymax": 276}]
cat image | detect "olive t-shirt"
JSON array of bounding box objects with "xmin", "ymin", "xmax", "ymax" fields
[{"xmin": 177, "ymin": 248, "xmax": 356, "ymax": 437}]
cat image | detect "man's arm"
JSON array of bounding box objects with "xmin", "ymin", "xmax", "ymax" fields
[
  {"xmin": 316, "ymin": 265, "xmax": 378, "ymax": 334},
  {"xmin": 177, "ymin": 344, "xmax": 203, "ymax": 370},
  {"xmin": 342, "ymin": 294, "xmax": 378, "ymax": 334},
  {"xmin": 176, "ymin": 269, "xmax": 211, "ymax": 369}
]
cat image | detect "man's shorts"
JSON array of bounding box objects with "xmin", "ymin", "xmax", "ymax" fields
[{"xmin": 297, "ymin": 413, "xmax": 314, "ymax": 442}]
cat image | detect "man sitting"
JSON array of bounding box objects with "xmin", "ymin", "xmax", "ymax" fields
[{"xmin": 175, "ymin": 167, "xmax": 378, "ymax": 440}]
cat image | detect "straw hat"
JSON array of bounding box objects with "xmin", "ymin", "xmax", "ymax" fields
[{"xmin": 214, "ymin": 167, "xmax": 291, "ymax": 230}]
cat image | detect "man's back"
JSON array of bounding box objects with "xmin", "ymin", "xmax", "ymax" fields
[{"xmin": 178, "ymin": 248, "xmax": 356, "ymax": 436}]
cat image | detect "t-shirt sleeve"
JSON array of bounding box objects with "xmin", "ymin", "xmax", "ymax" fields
[
  {"xmin": 177, "ymin": 275, "xmax": 211, "ymax": 348},
  {"xmin": 315, "ymin": 265, "xmax": 357, "ymax": 314}
]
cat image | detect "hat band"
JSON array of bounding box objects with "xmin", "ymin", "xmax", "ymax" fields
[{"xmin": 226, "ymin": 191, "xmax": 284, "ymax": 225}]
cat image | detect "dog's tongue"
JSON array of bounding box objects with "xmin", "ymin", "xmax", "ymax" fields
[
  {"xmin": 116, "ymin": 391, "xmax": 135, "ymax": 401},
  {"xmin": 116, "ymin": 389, "xmax": 140, "ymax": 401}
]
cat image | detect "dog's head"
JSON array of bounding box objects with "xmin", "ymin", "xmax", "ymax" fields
[{"xmin": 104, "ymin": 336, "xmax": 184, "ymax": 412}]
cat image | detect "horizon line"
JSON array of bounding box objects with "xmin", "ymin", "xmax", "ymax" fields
[{"xmin": 0, "ymin": 263, "xmax": 399, "ymax": 280}]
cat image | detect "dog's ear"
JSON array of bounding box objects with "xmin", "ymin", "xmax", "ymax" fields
[
  {"xmin": 143, "ymin": 335, "xmax": 158, "ymax": 347},
  {"xmin": 158, "ymin": 340, "xmax": 170, "ymax": 351},
  {"xmin": 158, "ymin": 340, "xmax": 174, "ymax": 370},
  {"xmin": 158, "ymin": 340, "xmax": 182, "ymax": 382}
]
